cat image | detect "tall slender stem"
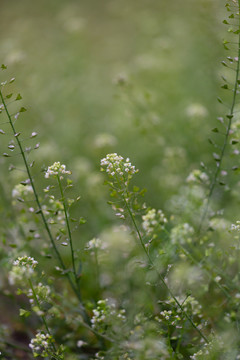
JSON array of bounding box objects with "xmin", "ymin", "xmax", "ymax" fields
[
  {"xmin": 28, "ymin": 279, "xmax": 57, "ymax": 355},
  {"xmin": 123, "ymin": 197, "xmax": 209, "ymax": 344},
  {"xmin": 0, "ymin": 89, "xmax": 89, "ymax": 324},
  {"xmin": 199, "ymin": 3, "xmax": 240, "ymax": 230},
  {"xmin": 57, "ymin": 175, "xmax": 81, "ymax": 294}
]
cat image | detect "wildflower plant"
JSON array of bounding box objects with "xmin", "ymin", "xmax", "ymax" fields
[{"xmin": 2, "ymin": 1, "xmax": 240, "ymax": 359}]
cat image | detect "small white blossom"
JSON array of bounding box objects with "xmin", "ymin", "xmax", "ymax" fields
[
  {"xmin": 85, "ymin": 238, "xmax": 104, "ymax": 250},
  {"xmin": 186, "ymin": 103, "xmax": 208, "ymax": 118},
  {"xmin": 29, "ymin": 331, "xmax": 53, "ymax": 357},
  {"xmin": 91, "ymin": 299, "xmax": 126, "ymax": 331},
  {"xmin": 9, "ymin": 256, "xmax": 38, "ymax": 285},
  {"xmin": 27, "ymin": 283, "xmax": 51, "ymax": 306},
  {"xmin": 45, "ymin": 161, "xmax": 71, "ymax": 179},
  {"xmin": 100, "ymin": 153, "xmax": 138, "ymax": 178},
  {"xmin": 77, "ymin": 340, "xmax": 87, "ymax": 348},
  {"xmin": 186, "ymin": 169, "xmax": 209, "ymax": 184},
  {"xmin": 12, "ymin": 184, "xmax": 33, "ymax": 198},
  {"xmin": 171, "ymin": 223, "xmax": 194, "ymax": 245},
  {"xmin": 142, "ymin": 208, "xmax": 167, "ymax": 235},
  {"xmin": 230, "ymin": 220, "xmax": 240, "ymax": 232}
]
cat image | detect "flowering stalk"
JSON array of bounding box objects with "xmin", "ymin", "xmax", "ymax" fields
[
  {"xmin": 56, "ymin": 174, "xmax": 81, "ymax": 296},
  {"xmin": 124, "ymin": 198, "xmax": 209, "ymax": 343},
  {"xmin": 28, "ymin": 278, "xmax": 58, "ymax": 356},
  {"xmin": 199, "ymin": 0, "xmax": 240, "ymax": 230},
  {"xmin": 0, "ymin": 88, "xmax": 89, "ymax": 324},
  {"xmin": 9, "ymin": 257, "xmax": 62, "ymax": 359},
  {"xmin": 101, "ymin": 153, "xmax": 209, "ymax": 344}
]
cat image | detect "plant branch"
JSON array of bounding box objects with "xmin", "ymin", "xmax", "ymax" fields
[
  {"xmin": 0, "ymin": 89, "xmax": 90, "ymax": 325},
  {"xmin": 199, "ymin": 3, "xmax": 240, "ymax": 231}
]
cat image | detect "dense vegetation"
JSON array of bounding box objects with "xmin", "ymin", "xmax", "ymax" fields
[{"xmin": 1, "ymin": 0, "xmax": 240, "ymax": 359}]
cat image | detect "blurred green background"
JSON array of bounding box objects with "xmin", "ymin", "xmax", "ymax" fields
[{"xmin": 0, "ymin": 0, "xmax": 225, "ymax": 236}]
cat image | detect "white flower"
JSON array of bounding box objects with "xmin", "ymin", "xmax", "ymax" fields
[
  {"xmin": 142, "ymin": 208, "xmax": 167, "ymax": 235},
  {"xmin": 85, "ymin": 238, "xmax": 102, "ymax": 250},
  {"xmin": 9, "ymin": 256, "xmax": 38, "ymax": 285},
  {"xmin": 230, "ymin": 221, "xmax": 240, "ymax": 232},
  {"xmin": 45, "ymin": 161, "xmax": 71, "ymax": 179},
  {"xmin": 12, "ymin": 184, "xmax": 33, "ymax": 198},
  {"xmin": 186, "ymin": 169, "xmax": 209, "ymax": 184},
  {"xmin": 171, "ymin": 223, "xmax": 194, "ymax": 245},
  {"xmin": 100, "ymin": 153, "xmax": 138, "ymax": 178},
  {"xmin": 29, "ymin": 332, "xmax": 52, "ymax": 357},
  {"xmin": 77, "ymin": 340, "xmax": 87, "ymax": 348}
]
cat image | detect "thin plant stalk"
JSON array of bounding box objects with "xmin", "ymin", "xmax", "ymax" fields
[
  {"xmin": 123, "ymin": 196, "xmax": 209, "ymax": 344},
  {"xmin": 199, "ymin": 1, "xmax": 240, "ymax": 231},
  {"xmin": 57, "ymin": 175, "xmax": 81, "ymax": 295},
  {"xmin": 162, "ymin": 228, "xmax": 232, "ymax": 300},
  {"xmin": 0, "ymin": 89, "xmax": 89, "ymax": 324},
  {"xmin": 28, "ymin": 279, "xmax": 60, "ymax": 358}
]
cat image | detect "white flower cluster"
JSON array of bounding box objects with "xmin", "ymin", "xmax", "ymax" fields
[
  {"xmin": 91, "ymin": 299, "xmax": 126, "ymax": 330},
  {"xmin": 186, "ymin": 169, "xmax": 209, "ymax": 184},
  {"xmin": 45, "ymin": 162, "xmax": 71, "ymax": 179},
  {"xmin": 13, "ymin": 255, "xmax": 38, "ymax": 268},
  {"xmin": 230, "ymin": 220, "xmax": 240, "ymax": 232},
  {"xmin": 100, "ymin": 153, "xmax": 138, "ymax": 178},
  {"xmin": 27, "ymin": 283, "xmax": 51, "ymax": 306},
  {"xmin": 142, "ymin": 208, "xmax": 167, "ymax": 235},
  {"xmin": 186, "ymin": 103, "xmax": 208, "ymax": 118},
  {"xmin": 190, "ymin": 338, "xmax": 224, "ymax": 360},
  {"xmin": 170, "ymin": 223, "xmax": 194, "ymax": 245},
  {"xmin": 9, "ymin": 256, "xmax": 38, "ymax": 285},
  {"xmin": 85, "ymin": 238, "xmax": 103, "ymax": 250},
  {"xmin": 12, "ymin": 184, "xmax": 33, "ymax": 199},
  {"xmin": 159, "ymin": 310, "xmax": 181, "ymax": 327},
  {"xmin": 29, "ymin": 332, "xmax": 52, "ymax": 358}
]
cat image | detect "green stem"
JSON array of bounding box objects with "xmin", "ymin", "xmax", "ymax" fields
[
  {"xmin": 162, "ymin": 228, "xmax": 232, "ymax": 300},
  {"xmin": 199, "ymin": 3, "xmax": 240, "ymax": 231},
  {"xmin": 28, "ymin": 279, "xmax": 57, "ymax": 355},
  {"xmin": 57, "ymin": 175, "xmax": 81, "ymax": 295},
  {"xmin": 0, "ymin": 89, "xmax": 90, "ymax": 325},
  {"xmin": 123, "ymin": 198, "xmax": 209, "ymax": 343}
]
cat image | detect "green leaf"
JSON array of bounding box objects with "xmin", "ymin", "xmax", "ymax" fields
[
  {"xmin": 211, "ymin": 128, "xmax": 219, "ymax": 133},
  {"xmin": 16, "ymin": 93, "xmax": 22, "ymax": 101},
  {"xmin": 1, "ymin": 64, "xmax": 7, "ymax": 70},
  {"xmin": 19, "ymin": 106, "xmax": 27, "ymax": 112},
  {"xmin": 20, "ymin": 309, "xmax": 30, "ymax": 317},
  {"xmin": 79, "ymin": 217, "xmax": 87, "ymax": 225},
  {"xmin": 221, "ymin": 61, "xmax": 228, "ymax": 67},
  {"xmin": 6, "ymin": 93, "xmax": 13, "ymax": 99},
  {"xmin": 133, "ymin": 186, "xmax": 140, "ymax": 192}
]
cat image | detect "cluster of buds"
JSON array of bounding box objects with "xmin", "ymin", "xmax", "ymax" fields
[
  {"xmin": 142, "ymin": 208, "xmax": 167, "ymax": 235},
  {"xmin": 29, "ymin": 332, "xmax": 53, "ymax": 358},
  {"xmin": 45, "ymin": 162, "xmax": 71, "ymax": 179},
  {"xmin": 91, "ymin": 299, "xmax": 126, "ymax": 332},
  {"xmin": 9, "ymin": 256, "xmax": 38, "ymax": 285},
  {"xmin": 100, "ymin": 153, "xmax": 138, "ymax": 179}
]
